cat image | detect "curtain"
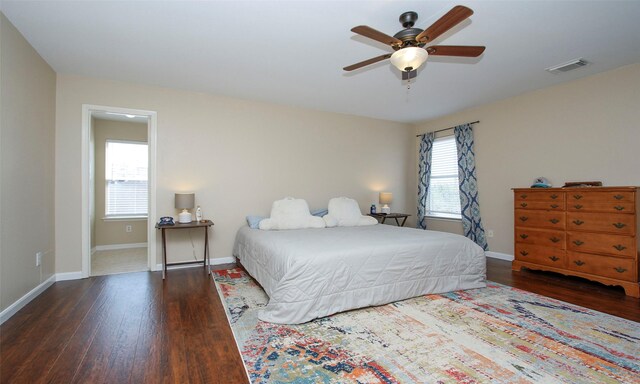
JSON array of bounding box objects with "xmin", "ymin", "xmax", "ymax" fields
[
  {"xmin": 417, "ymin": 132, "xmax": 435, "ymax": 229},
  {"xmin": 454, "ymin": 124, "xmax": 489, "ymax": 250}
]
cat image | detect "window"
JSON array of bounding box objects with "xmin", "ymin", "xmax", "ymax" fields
[
  {"xmin": 426, "ymin": 135, "xmax": 461, "ymax": 219},
  {"xmin": 105, "ymin": 140, "xmax": 148, "ymax": 217}
]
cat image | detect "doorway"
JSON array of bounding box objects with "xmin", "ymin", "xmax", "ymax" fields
[{"xmin": 81, "ymin": 105, "xmax": 157, "ymax": 278}]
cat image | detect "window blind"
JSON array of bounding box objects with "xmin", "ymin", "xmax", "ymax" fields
[
  {"xmin": 105, "ymin": 140, "xmax": 148, "ymax": 217},
  {"xmin": 427, "ymin": 135, "xmax": 461, "ymax": 217}
]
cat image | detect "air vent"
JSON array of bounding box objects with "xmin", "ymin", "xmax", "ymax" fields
[{"xmin": 546, "ymin": 58, "xmax": 590, "ymax": 74}]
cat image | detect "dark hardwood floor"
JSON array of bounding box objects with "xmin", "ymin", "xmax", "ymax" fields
[
  {"xmin": 1, "ymin": 259, "xmax": 638, "ymax": 383},
  {"xmin": 0, "ymin": 266, "xmax": 247, "ymax": 384},
  {"xmin": 487, "ymin": 258, "xmax": 640, "ymax": 322}
]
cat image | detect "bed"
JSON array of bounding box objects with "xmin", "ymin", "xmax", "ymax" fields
[{"xmin": 233, "ymin": 224, "xmax": 486, "ymax": 324}]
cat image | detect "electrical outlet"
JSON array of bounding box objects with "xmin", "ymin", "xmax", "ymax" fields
[
  {"xmin": 125, "ymin": 225, "xmax": 132, "ymax": 233},
  {"xmin": 487, "ymin": 230, "xmax": 494, "ymax": 238},
  {"xmin": 36, "ymin": 251, "xmax": 43, "ymax": 267}
]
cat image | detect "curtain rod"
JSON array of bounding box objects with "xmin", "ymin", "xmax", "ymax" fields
[{"xmin": 415, "ymin": 120, "xmax": 480, "ymax": 137}]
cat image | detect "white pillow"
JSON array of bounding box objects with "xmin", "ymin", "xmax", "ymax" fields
[
  {"xmin": 259, "ymin": 197, "xmax": 326, "ymax": 230},
  {"xmin": 323, "ymin": 197, "xmax": 378, "ymax": 227}
]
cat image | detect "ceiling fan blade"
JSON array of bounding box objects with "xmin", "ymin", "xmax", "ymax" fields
[
  {"xmin": 416, "ymin": 5, "xmax": 473, "ymax": 43},
  {"xmin": 351, "ymin": 25, "xmax": 402, "ymax": 47},
  {"xmin": 343, "ymin": 53, "xmax": 393, "ymax": 71},
  {"xmin": 426, "ymin": 45, "xmax": 485, "ymax": 57}
]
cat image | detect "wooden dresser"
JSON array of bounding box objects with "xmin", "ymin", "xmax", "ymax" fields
[{"xmin": 513, "ymin": 187, "xmax": 639, "ymax": 297}]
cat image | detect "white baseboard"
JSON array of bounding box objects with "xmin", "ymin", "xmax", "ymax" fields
[
  {"xmin": 210, "ymin": 257, "xmax": 236, "ymax": 265},
  {"xmin": 0, "ymin": 275, "xmax": 56, "ymax": 325},
  {"xmin": 56, "ymin": 271, "xmax": 84, "ymax": 281},
  {"xmin": 91, "ymin": 247, "xmax": 96, "ymax": 255},
  {"xmin": 94, "ymin": 242, "xmax": 147, "ymax": 251},
  {"xmin": 485, "ymin": 251, "xmax": 514, "ymax": 261}
]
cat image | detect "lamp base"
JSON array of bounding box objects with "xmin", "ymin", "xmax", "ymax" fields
[
  {"xmin": 381, "ymin": 205, "xmax": 391, "ymax": 214},
  {"xmin": 178, "ymin": 210, "xmax": 192, "ymax": 223}
]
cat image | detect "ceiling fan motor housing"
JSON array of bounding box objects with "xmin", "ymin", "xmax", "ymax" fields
[{"xmin": 393, "ymin": 11, "xmax": 425, "ymax": 50}]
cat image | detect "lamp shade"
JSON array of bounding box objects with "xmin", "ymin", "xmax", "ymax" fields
[
  {"xmin": 175, "ymin": 193, "xmax": 195, "ymax": 210},
  {"xmin": 390, "ymin": 47, "xmax": 428, "ymax": 72},
  {"xmin": 379, "ymin": 192, "xmax": 393, "ymax": 205}
]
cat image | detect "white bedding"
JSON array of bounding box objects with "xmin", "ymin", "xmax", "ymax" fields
[{"xmin": 233, "ymin": 224, "xmax": 486, "ymax": 324}]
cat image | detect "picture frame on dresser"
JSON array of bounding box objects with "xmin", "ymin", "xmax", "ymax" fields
[{"xmin": 512, "ymin": 186, "xmax": 639, "ymax": 297}]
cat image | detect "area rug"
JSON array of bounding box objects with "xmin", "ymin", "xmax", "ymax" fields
[{"xmin": 213, "ymin": 268, "xmax": 640, "ymax": 383}]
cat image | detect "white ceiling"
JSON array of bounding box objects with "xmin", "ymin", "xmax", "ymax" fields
[{"xmin": 3, "ymin": 1, "xmax": 640, "ymax": 123}]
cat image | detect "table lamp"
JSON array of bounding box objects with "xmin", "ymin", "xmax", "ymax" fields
[
  {"xmin": 175, "ymin": 193, "xmax": 195, "ymax": 223},
  {"xmin": 379, "ymin": 192, "xmax": 392, "ymax": 214}
]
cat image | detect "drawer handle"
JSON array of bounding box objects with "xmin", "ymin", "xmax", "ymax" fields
[
  {"xmin": 550, "ymin": 204, "xmax": 559, "ymax": 209},
  {"xmin": 574, "ymin": 260, "xmax": 585, "ymax": 266},
  {"xmin": 549, "ymin": 218, "xmax": 560, "ymax": 224},
  {"xmin": 614, "ymin": 205, "xmax": 625, "ymax": 211},
  {"xmin": 520, "ymin": 202, "xmax": 528, "ymax": 208},
  {"xmin": 519, "ymin": 234, "xmax": 529, "ymax": 239},
  {"xmin": 613, "ymin": 194, "xmax": 624, "ymax": 200},
  {"xmin": 519, "ymin": 216, "xmax": 528, "ymax": 222},
  {"xmin": 573, "ymin": 194, "xmax": 583, "ymax": 200},
  {"xmin": 573, "ymin": 204, "xmax": 583, "ymax": 210},
  {"xmin": 613, "ymin": 244, "xmax": 626, "ymax": 251},
  {"xmin": 520, "ymin": 194, "xmax": 527, "ymax": 199},
  {"xmin": 614, "ymin": 267, "xmax": 627, "ymax": 273},
  {"xmin": 550, "ymin": 194, "xmax": 558, "ymax": 199},
  {"xmin": 520, "ymin": 250, "xmax": 529, "ymax": 256},
  {"xmin": 549, "ymin": 256, "xmax": 560, "ymax": 262},
  {"xmin": 572, "ymin": 219, "xmax": 584, "ymax": 226},
  {"xmin": 612, "ymin": 222, "xmax": 627, "ymax": 229},
  {"xmin": 549, "ymin": 237, "xmax": 560, "ymax": 243},
  {"xmin": 573, "ymin": 240, "xmax": 584, "ymax": 246}
]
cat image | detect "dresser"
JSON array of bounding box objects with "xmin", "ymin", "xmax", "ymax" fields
[{"xmin": 512, "ymin": 187, "xmax": 639, "ymax": 297}]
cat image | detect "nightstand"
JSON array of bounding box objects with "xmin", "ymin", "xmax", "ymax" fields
[
  {"xmin": 369, "ymin": 213, "xmax": 411, "ymax": 227},
  {"xmin": 156, "ymin": 220, "xmax": 214, "ymax": 279}
]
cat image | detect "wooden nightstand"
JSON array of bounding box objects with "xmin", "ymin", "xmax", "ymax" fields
[
  {"xmin": 369, "ymin": 213, "xmax": 411, "ymax": 227},
  {"xmin": 156, "ymin": 220, "xmax": 214, "ymax": 279}
]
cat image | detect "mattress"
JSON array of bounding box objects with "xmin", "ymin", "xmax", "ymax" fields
[{"xmin": 233, "ymin": 224, "xmax": 486, "ymax": 324}]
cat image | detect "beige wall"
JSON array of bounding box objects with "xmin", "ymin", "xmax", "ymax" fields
[
  {"xmin": 93, "ymin": 119, "xmax": 148, "ymax": 247},
  {"xmin": 55, "ymin": 75, "xmax": 414, "ymax": 273},
  {"xmin": 0, "ymin": 14, "xmax": 56, "ymax": 312},
  {"xmin": 414, "ymin": 63, "xmax": 640, "ymax": 256}
]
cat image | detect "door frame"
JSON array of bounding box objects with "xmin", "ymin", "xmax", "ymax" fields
[{"xmin": 81, "ymin": 104, "xmax": 158, "ymax": 277}]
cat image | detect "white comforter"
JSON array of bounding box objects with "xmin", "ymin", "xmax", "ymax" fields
[{"xmin": 233, "ymin": 224, "xmax": 486, "ymax": 324}]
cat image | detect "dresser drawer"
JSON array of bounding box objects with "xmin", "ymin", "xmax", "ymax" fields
[
  {"xmin": 515, "ymin": 190, "xmax": 564, "ymax": 203},
  {"xmin": 567, "ymin": 191, "xmax": 635, "ymax": 213},
  {"xmin": 567, "ymin": 212, "xmax": 636, "ymax": 235},
  {"xmin": 515, "ymin": 244, "xmax": 566, "ymax": 268},
  {"xmin": 515, "ymin": 209, "xmax": 565, "ymax": 230},
  {"xmin": 515, "ymin": 228, "xmax": 565, "ymax": 249},
  {"xmin": 567, "ymin": 232, "xmax": 635, "ymax": 258},
  {"xmin": 567, "ymin": 251, "xmax": 637, "ymax": 282},
  {"xmin": 515, "ymin": 200, "xmax": 564, "ymax": 210}
]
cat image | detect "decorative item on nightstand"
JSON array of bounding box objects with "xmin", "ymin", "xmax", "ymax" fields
[
  {"xmin": 196, "ymin": 205, "xmax": 203, "ymax": 222},
  {"xmin": 175, "ymin": 193, "xmax": 195, "ymax": 223},
  {"xmin": 379, "ymin": 192, "xmax": 392, "ymax": 214}
]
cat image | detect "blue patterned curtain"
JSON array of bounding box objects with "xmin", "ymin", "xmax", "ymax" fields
[
  {"xmin": 417, "ymin": 132, "xmax": 435, "ymax": 229},
  {"xmin": 454, "ymin": 124, "xmax": 488, "ymax": 250}
]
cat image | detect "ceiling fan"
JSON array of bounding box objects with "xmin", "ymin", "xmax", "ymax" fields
[{"xmin": 343, "ymin": 5, "xmax": 485, "ymax": 76}]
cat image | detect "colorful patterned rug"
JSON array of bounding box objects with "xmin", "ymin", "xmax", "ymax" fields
[{"xmin": 213, "ymin": 268, "xmax": 640, "ymax": 383}]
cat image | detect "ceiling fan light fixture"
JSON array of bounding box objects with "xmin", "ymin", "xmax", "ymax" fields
[{"xmin": 390, "ymin": 47, "xmax": 428, "ymax": 72}]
